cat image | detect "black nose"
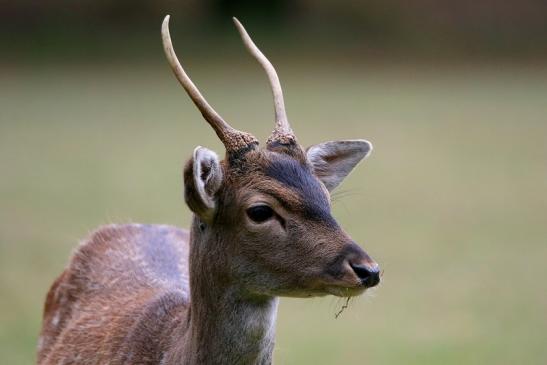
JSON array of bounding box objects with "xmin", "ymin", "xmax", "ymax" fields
[{"xmin": 350, "ymin": 263, "xmax": 380, "ymax": 288}]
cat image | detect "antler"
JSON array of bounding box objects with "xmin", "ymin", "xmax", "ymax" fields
[
  {"xmin": 162, "ymin": 15, "xmax": 258, "ymax": 152},
  {"xmin": 232, "ymin": 17, "xmax": 297, "ymax": 146}
]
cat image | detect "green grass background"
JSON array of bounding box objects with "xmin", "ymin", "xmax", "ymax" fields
[{"xmin": 1, "ymin": 60, "xmax": 546, "ymax": 364}]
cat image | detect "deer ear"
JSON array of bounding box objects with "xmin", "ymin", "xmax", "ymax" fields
[
  {"xmin": 307, "ymin": 139, "xmax": 372, "ymax": 192},
  {"xmin": 183, "ymin": 146, "xmax": 223, "ymax": 220}
]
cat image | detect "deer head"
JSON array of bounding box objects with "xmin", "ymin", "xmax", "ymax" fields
[{"xmin": 162, "ymin": 16, "xmax": 380, "ymax": 299}]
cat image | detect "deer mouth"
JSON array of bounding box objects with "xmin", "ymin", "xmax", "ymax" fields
[
  {"xmin": 265, "ymin": 279, "xmax": 367, "ymax": 298},
  {"xmin": 320, "ymin": 261, "xmax": 380, "ymax": 297},
  {"xmin": 321, "ymin": 267, "xmax": 380, "ymax": 297}
]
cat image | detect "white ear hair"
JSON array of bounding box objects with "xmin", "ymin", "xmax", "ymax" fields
[
  {"xmin": 307, "ymin": 139, "xmax": 372, "ymax": 192},
  {"xmin": 184, "ymin": 146, "xmax": 223, "ymax": 220}
]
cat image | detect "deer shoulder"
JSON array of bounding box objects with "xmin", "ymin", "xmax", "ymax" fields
[{"xmin": 38, "ymin": 224, "xmax": 190, "ymax": 364}]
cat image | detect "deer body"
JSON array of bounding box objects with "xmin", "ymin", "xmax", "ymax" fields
[
  {"xmin": 38, "ymin": 223, "xmax": 277, "ymax": 364},
  {"xmin": 38, "ymin": 15, "xmax": 381, "ymax": 365}
]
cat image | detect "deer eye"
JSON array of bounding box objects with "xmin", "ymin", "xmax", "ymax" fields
[{"xmin": 247, "ymin": 205, "xmax": 274, "ymax": 223}]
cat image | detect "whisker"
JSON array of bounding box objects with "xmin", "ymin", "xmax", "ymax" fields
[{"xmin": 331, "ymin": 189, "xmax": 361, "ymax": 203}]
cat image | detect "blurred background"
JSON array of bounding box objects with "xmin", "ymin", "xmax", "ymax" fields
[{"xmin": 1, "ymin": 1, "xmax": 546, "ymax": 364}]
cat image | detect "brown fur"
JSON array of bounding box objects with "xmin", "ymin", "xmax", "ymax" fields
[
  {"xmin": 39, "ymin": 16, "xmax": 380, "ymax": 363},
  {"xmin": 38, "ymin": 144, "xmax": 379, "ymax": 364},
  {"xmin": 38, "ymin": 224, "xmax": 190, "ymax": 364}
]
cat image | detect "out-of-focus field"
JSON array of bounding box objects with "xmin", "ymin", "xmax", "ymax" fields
[{"xmin": 1, "ymin": 61, "xmax": 546, "ymax": 364}]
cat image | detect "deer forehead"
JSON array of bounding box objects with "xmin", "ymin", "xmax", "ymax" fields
[{"xmin": 228, "ymin": 153, "xmax": 336, "ymax": 226}]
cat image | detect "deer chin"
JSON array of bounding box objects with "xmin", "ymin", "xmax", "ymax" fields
[
  {"xmin": 325, "ymin": 285, "xmax": 367, "ymax": 298},
  {"xmin": 258, "ymin": 284, "xmax": 353, "ymax": 298},
  {"xmin": 290, "ymin": 276, "xmax": 369, "ymax": 298},
  {"xmin": 263, "ymin": 282, "xmax": 367, "ymax": 298}
]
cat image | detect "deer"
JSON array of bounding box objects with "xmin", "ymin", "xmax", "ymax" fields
[{"xmin": 37, "ymin": 15, "xmax": 381, "ymax": 365}]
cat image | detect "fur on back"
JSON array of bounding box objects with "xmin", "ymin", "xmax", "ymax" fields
[{"xmin": 37, "ymin": 224, "xmax": 191, "ymax": 365}]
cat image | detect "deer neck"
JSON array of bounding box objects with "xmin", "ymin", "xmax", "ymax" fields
[{"xmin": 174, "ymin": 218, "xmax": 279, "ymax": 365}]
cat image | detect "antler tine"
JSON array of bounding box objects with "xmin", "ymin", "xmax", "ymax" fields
[
  {"xmin": 232, "ymin": 17, "xmax": 296, "ymax": 145},
  {"xmin": 162, "ymin": 15, "xmax": 257, "ymax": 152}
]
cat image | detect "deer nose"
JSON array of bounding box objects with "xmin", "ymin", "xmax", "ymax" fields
[{"xmin": 349, "ymin": 262, "xmax": 380, "ymax": 288}]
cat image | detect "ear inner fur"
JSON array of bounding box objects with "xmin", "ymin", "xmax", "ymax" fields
[
  {"xmin": 307, "ymin": 139, "xmax": 372, "ymax": 191},
  {"xmin": 184, "ymin": 146, "xmax": 223, "ymax": 221}
]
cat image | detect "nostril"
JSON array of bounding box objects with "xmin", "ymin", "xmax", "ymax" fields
[
  {"xmin": 350, "ymin": 263, "xmax": 372, "ymax": 279},
  {"xmin": 350, "ymin": 263, "xmax": 380, "ymax": 288}
]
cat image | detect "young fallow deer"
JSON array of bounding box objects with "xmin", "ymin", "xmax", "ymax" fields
[{"xmin": 37, "ymin": 15, "xmax": 380, "ymax": 365}]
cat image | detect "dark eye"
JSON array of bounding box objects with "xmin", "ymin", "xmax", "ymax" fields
[{"xmin": 247, "ymin": 205, "xmax": 274, "ymax": 223}]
